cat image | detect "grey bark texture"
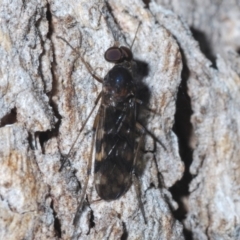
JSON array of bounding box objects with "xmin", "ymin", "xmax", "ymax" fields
[{"xmin": 0, "ymin": 0, "xmax": 239, "ymax": 240}]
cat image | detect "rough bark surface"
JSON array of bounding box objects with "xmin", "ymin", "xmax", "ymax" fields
[
  {"xmin": 0, "ymin": 0, "xmax": 239, "ymax": 240},
  {"xmin": 150, "ymin": 1, "xmax": 240, "ymax": 239}
]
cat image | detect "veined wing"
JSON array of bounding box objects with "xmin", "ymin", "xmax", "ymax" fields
[{"xmin": 94, "ymin": 98, "xmax": 136, "ymax": 200}]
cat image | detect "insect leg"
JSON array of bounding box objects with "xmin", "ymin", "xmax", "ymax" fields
[
  {"xmin": 132, "ymin": 122, "xmax": 147, "ymax": 224},
  {"xmin": 60, "ymin": 92, "xmax": 102, "ymax": 171},
  {"xmin": 135, "ymin": 116, "xmax": 167, "ymax": 151},
  {"xmin": 73, "ymin": 109, "xmax": 100, "ymax": 227},
  {"xmin": 56, "ymin": 36, "xmax": 103, "ymax": 83},
  {"xmin": 133, "ymin": 119, "xmax": 167, "ymax": 223},
  {"xmin": 132, "ymin": 173, "xmax": 147, "ymax": 224},
  {"xmin": 135, "ymin": 98, "xmax": 162, "ymax": 117}
]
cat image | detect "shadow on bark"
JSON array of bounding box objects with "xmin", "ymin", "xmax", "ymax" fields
[
  {"xmin": 170, "ymin": 49, "xmax": 193, "ymax": 240},
  {"xmin": 190, "ymin": 27, "xmax": 217, "ymax": 69}
]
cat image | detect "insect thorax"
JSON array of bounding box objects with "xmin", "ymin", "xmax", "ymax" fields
[{"xmin": 102, "ymin": 63, "xmax": 136, "ymax": 106}]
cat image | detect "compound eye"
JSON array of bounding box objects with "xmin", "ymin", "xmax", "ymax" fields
[
  {"xmin": 104, "ymin": 47, "xmax": 123, "ymax": 63},
  {"xmin": 120, "ymin": 46, "xmax": 133, "ymax": 61}
]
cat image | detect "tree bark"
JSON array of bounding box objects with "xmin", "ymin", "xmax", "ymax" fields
[{"xmin": 0, "ymin": 0, "xmax": 239, "ymax": 240}]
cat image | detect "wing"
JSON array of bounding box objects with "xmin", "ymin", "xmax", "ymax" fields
[{"xmin": 94, "ymin": 98, "xmax": 136, "ymax": 200}]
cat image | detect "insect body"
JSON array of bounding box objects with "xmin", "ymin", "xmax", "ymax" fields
[
  {"xmin": 94, "ymin": 46, "xmax": 138, "ymax": 200},
  {"xmin": 57, "ymin": 29, "xmax": 145, "ymax": 225}
]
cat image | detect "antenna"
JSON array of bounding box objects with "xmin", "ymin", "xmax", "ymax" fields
[{"xmin": 130, "ymin": 21, "xmax": 141, "ymax": 50}]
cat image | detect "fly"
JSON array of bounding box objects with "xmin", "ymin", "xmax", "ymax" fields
[
  {"xmin": 57, "ymin": 22, "xmax": 151, "ymax": 226},
  {"xmin": 94, "ymin": 45, "xmax": 139, "ymax": 200}
]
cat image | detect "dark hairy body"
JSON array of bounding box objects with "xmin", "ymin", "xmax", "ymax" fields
[
  {"xmin": 57, "ymin": 35, "xmax": 146, "ymax": 228},
  {"xmin": 94, "ymin": 62, "xmax": 137, "ymax": 200}
]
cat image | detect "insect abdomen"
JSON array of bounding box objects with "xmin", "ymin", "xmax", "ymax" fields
[{"xmin": 94, "ymin": 98, "xmax": 136, "ymax": 200}]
